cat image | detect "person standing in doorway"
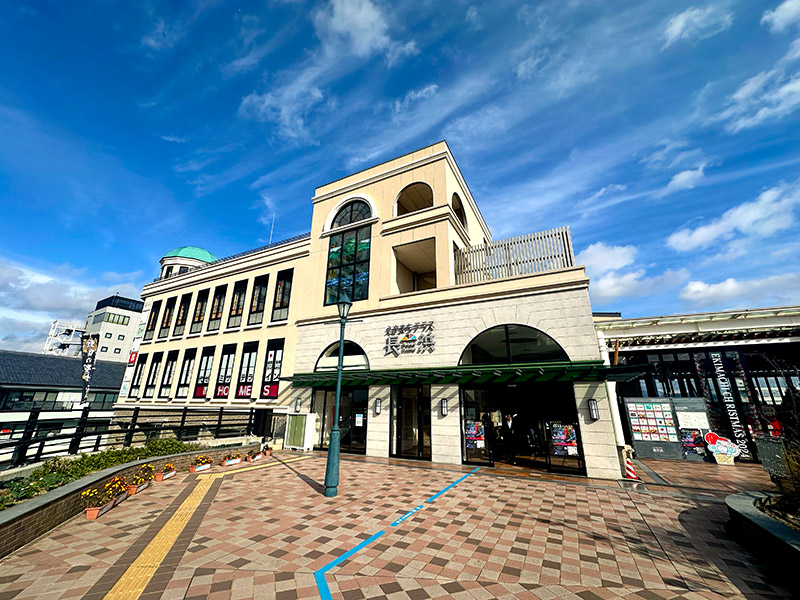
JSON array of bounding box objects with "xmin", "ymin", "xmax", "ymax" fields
[{"xmin": 502, "ymin": 413, "xmax": 517, "ymax": 464}]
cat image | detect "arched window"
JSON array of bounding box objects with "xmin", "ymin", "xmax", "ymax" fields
[
  {"xmin": 315, "ymin": 341, "xmax": 369, "ymax": 371},
  {"xmin": 325, "ymin": 201, "xmax": 372, "ymax": 305},
  {"xmin": 452, "ymin": 193, "xmax": 467, "ymax": 230},
  {"xmin": 332, "ymin": 200, "xmax": 371, "ymax": 228},
  {"xmin": 396, "ymin": 182, "xmax": 433, "ymax": 216},
  {"xmin": 459, "ymin": 324, "xmax": 569, "ymax": 365}
]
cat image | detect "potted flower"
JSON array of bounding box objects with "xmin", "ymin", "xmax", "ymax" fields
[
  {"xmin": 155, "ymin": 463, "xmax": 177, "ymax": 482},
  {"xmin": 221, "ymin": 452, "xmax": 242, "ymax": 466},
  {"xmin": 127, "ymin": 464, "xmax": 155, "ymax": 495},
  {"xmin": 190, "ymin": 455, "xmax": 212, "ymax": 473},
  {"xmin": 82, "ymin": 476, "xmax": 127, "ymax": 520},
  {"xmin": 246, "ymin": 448, "xmax": 263, "ymax": 462}
]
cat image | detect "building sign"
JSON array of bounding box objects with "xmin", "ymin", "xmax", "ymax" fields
[
  {"xmin": 80, "ymin": 334, "xmax": 100, "ymax": 405},
  {"xmin": 384, "ymin": 322, "xmax": 435, "ymax": 356},
  {"xmin": 261, "ymin": 339, "xmax": 284, "ymax": 399},
  {"xmin": 709, "ymin": 352, "xmax": 751, "ymax": 459}
]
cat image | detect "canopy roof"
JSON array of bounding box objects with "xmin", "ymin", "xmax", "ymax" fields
[
  {"xmin": 162, "ymin": 246, "xmax": 217, "ymax": 263},
  {"xmin": 286, "ymin": 361, "xmax": 647, "ymax": 387}
]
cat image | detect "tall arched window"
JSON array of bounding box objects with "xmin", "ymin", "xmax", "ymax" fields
[
  {"xmin": 452, "ymin": 193, "xmax": 467, "ymax": 230},
  {"xmin": 325, "ymin": 200, "xmax": 372, "ymax": 305},
  {"xmin": 396, "ymin": 182, "xmax": 433, "ymax": 216}
]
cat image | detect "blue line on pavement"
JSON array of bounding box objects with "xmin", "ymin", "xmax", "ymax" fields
[
  {"xmin": 314, "ymin": 530, "xmax": 386, "ymax": 600},
  {"xmin": 425, "ymin": 467, "xmax": 479, "ymax": 503},
  {"xmin": 390, "ymin": 504, "xmax": 424, "ymax": 527}
]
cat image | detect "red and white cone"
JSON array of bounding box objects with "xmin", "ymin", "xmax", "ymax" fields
[{"xmin": 624, "ymin": 457, "xmax": 638, "ymax": 479}]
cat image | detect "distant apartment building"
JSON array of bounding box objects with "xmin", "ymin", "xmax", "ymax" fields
[{"xmin": 43, "ymin": 295, "xmax": 143, "ymax": 363}]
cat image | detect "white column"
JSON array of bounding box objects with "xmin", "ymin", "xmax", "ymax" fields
[
  {"xmin": 574, "ymin": 381, "xmax": 623, "ymax": 479},
  {"xmin": 596, "ymin": 330, "xmax": 626, "ymax": 446},
  {"xmin": 366, "ymin": 385, "xmax": 390, "ymax": 458},
  {"xmin": 431, "ymin": 384, "xmax": 462, "ymax": 465}
]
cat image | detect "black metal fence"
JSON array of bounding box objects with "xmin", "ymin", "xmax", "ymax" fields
[{"xmin": 0, "ymin": 407, "xmax": 266, "ymax": 470}]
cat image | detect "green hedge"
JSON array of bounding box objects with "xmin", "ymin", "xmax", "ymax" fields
[{"xmin": 0, "ymin": 439, "xmax": 199, "ymax": 510}]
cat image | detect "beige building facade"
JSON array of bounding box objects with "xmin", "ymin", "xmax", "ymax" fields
[{"xmin": 117, "ymin": 142, "xmax": 630, "ymax": 479}]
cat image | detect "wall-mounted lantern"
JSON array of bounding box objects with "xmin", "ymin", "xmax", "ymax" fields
[
  {"xmin": 441, "ymin": 398, "xmax": 448, "ymax": 417},
  {"xmin": 294, "ymin": 399, "xmax": 302, "ymax": 413},
  {"xmin": 588, "ymin": 398, "xmax": 600, "ymax": 422},
  {"xmin": 375, "ymin": 398, "xmax": 382, "ymax": 415}
]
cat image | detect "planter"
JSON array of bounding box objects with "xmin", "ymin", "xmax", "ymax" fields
[
  {"xmin": 155, "ymin": 470, "xmax": 176, "ymax": 482},
  {"xmin": 190, "ymin": 463, "xmax": 211, "ymax": 473},
  {"xmin": 221, "ymin": 458, "xmax": 242, "ymax": 466},
  {"xmin": 246, "ymin": 453, "xmax": 263, "ymax": 463},
  {"xmin": 85, "ymin": 492, "xmax": 127, "ymax": 521},
  {"xmin": 127, "ymin": 481, "xmax": 151, "ymax": 496},
  {"xmin": 713, "ymin": 453, "xmax": 736, "ymax": 465}
]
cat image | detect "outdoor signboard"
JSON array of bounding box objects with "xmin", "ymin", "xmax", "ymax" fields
[{"xmin": 623, "ymin": 397, "xmax": 682, "ymax": 459}]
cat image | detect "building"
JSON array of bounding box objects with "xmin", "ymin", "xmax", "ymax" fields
[
  {"xmin": 117, "ymin": 142, "xmax": 638, "ymax": 479},
  {"xmin": 85, "ymin": 295, "xmax": 144, "ymax": 362},
  {"xmin": 596, "ymin": 306, "xmax": 800, "ymax": 462},
  {"xmin": 42, "ymin": 295, "xmax": 144, "ymax": 363},
  {"xmin": 0, "ymin": 350, "xmax": 125, "ymax": 467}
]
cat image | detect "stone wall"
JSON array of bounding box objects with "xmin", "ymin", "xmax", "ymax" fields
[
  {"xmin": 573, "ymin": 382, "xmax": 622, "ymax": 479},
  {"xmin": 366, "ymin": 385, "xmax": 390, "ymax": 458},
  {"xmin": 431, "ymin": 385, "xmax": 461, "ymax": 465},
  {"xmin": 0, "ymin": 444, "xmax": 259, "ymax": 560}
]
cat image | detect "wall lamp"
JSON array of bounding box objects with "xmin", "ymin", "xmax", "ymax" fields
[
  {"xmin": 588, "ymin": 398, "xmax": 600, "ymax": 422},
  {"xmin": 441, "ymin": 398, "xmax": 448, "ymax": 417},
  {"xmin": 294, "ymin": 399, "xmax": 302, "ymax": 413},
  {"xmin": 375, "ymin": 398, "xmax": 382, "ymax": 415}
]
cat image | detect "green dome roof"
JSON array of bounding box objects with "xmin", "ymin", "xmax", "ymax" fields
[{"xmin": 162, "ymin": 246, "xmax": 217, "ymax": 263}]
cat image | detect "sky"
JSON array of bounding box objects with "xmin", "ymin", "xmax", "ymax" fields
[{"xmin": 2, "ymin": 0, "xmax": 800, "ymax": 352}]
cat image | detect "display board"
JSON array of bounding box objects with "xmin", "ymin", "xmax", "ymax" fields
[
  {"xmin": 672, "ymin": 398, "xmax": 711, "ymax": 461},
  {"xmin": 623, "ymin": 397, "xmax": 682, "ymax": 459}
]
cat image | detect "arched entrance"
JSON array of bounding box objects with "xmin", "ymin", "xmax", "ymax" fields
[
  {"xmin": 459, "ymin": 325, "xmax": 584, "ymax": 474},
  {"xmin": 311, "ymin": 341, "xmax": 370, "ymax": 454}
]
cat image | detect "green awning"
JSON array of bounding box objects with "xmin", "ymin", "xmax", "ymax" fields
[{"xmin": 284, "ymin": 361, "xmax": 646, "ymax": 388}]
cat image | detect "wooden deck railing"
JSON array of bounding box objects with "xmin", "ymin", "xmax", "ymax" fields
[{"xmin": 454, "ymin": 226, "xmax": 575, "ymax": 285}]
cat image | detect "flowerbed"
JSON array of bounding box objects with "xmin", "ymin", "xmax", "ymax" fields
[{"xmin": 756, "ymin": 494, "xmax": 800, "ymax": 532}]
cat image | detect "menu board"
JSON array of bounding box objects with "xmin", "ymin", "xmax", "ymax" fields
[{"xmin": 627, "ymin": 401, "xmax": 679, "ymax": 443}]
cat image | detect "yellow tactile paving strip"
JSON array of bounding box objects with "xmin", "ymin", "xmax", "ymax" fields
[{"xmin": 102, "ymin": 455, "xmax": 312, "ymax": 600}]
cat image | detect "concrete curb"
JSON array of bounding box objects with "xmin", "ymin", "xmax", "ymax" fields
[{"xmin": 725, "ymin": 490, "xmax": 800, "ymax": 591}]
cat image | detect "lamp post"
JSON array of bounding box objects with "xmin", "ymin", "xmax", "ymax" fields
[{"xmin": 323, "ymin": 293, "xmax": 353, "ymax": 497}]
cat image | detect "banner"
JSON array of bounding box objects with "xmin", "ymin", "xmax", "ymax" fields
[
  {"xmin": 80, "ymin": 333, "xmax": 100, "ymax": 405},
  {"xmin": 708, "ymin": 352, "xmax": 751, "ymax": 459}
]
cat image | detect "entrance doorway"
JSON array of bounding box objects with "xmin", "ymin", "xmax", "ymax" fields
[
  {"xmin": 390, "ymin": 385, "xmax": 432, "ymax": 460},
  {"xmin": 461, "ymin": 383, "xmax": 584, "ymax": 474},
  {"xmin": 311, "ymin": 388, "xmax": 368, "ymax": 454}
]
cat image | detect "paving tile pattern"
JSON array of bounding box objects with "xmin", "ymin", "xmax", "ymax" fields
[{"xmin": 0, "ymin": 454, "xmax": 792, "ymax": 600}]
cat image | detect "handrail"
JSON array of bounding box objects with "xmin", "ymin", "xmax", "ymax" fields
[{"xmin": 454, "ymin": 226, "xmax": 574, "ymax": 285}]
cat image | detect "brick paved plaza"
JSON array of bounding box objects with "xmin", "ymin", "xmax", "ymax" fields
[{"xmin": 0, "ymin": 453, "xmax": 791, "ymax": 600}]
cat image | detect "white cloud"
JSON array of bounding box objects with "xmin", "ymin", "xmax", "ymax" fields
[
  {"xmin": 641, "ymin": 140, "xmax": 705, "ymax": 169},
  {"xmin": 576, "ymin": 242, "xmax": 689, "ymax": 305},
  {"xmin": 466, "ymin": 6, "xmax": 483, "ymax": 31},
  {"xmin": 762, "ymin": 0, "xmax": 800, "ymax": 33},
  {"xmin": 393, "ymin": 84, "xmax": 438, "ymax": 114},
  {"xmin": 667, "ymin": 182, "xmax": 800, "ymax": 251},
  {"xmin": 141, "ymin": 18, "xmax": 186, "ymax": 51},
  {"xmin": 160, "ymin": 135, "xmax": 187, "ymax": 143},
  {"xmin": 584, "ymin": 184, "xmax": 628, "ymax": 206},
  {"xmin": 576, "ymin": 242, "xmax": 636, "ymax": 277},
  {"xmin": 0, "ymin": 258, "xmax": 142, "ymax": 352},
  {"xmin": 680, "ymin": 273, "xmax": 800, "ymax": 308},
  {"xmin": 515, "ymin": 52, "xmax": 546, "ymax": 80},
  {"xmin": 657, "ymin": 163, "xmax": 707, "ymax": 197},
  {"xmin": 662, "ymin": 5, "xmax": 734, "ymax": 49},
  {"xmin": 715, "ymin": 38, "xmax": 800, "ymax": 132}
]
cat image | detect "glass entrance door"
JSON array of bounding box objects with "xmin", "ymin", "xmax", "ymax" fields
[
  {"xmin": 312, "ymin": 387, "xmax": 368, "ymax": 454},
  {"xmin": 391, "ymin": 385, "xmax": 431, "ymax": 460}
]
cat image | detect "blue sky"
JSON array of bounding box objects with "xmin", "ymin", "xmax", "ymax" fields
[{"xmin": 2, "ymin": 0, "xmax": 800, "ymax": 351}]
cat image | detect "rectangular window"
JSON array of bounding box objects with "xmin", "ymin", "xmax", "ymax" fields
[
  {"xmin": 159, "ymin": 350, "xmax": 179, "ymax": 397},
  {"xmin": 207, "ymin": 285, "xmax": 227, "ymax": 331},
  {"xmin": 227, "ymin": 280, "xmax": 248, "ymax": 329},
  {"xmin": 144, "ymin": 301, "xmax": 162, "ymax": 341},
  {"xmin": 215, "ymin": 344, "xmax": 237, "ymax": 399},
  {"xmin": 118, "ymin": 334, "xmax": 125, "ymax": 340},
  {"xmin": 247, "ymin": 275, "xmax": 269, "ymax": 325},
  {"xmin": 190, "ymin": 289, "xmax": 209, "ymax": 334},
  {"xmin": 130, "ymin": 353, "xmax": 148, "ymax": 397},
  {"xmin": 104, "ymin": 332, "xmax": 112, "ymax": 339},
  {"xmin": 143, "ymin": 352, "xmax": 163, "ymax": 398},
  {"xmin": 236, "ymin": 341, "xmax": 259, "ymax": 398},
  {"xmin": 194, "ymin": 347, "xmax": 215, "ymax": 398},
  {"xmin": 173, "ymin": 293, "xmax": 192, "ymax": 336},
  {"xmin": 325, "ymin": 226, "xmax": 370, "ymax": 305},
  {"xmin": 158, "ymin": 297, "xmax": 176, "ymax": 338},
  {"xmin": 176, "ymin": 349, "xmax": 197, "ymax": 398},
  {"xmin": 101, "ymin": 346, "xmax": 108, "ymax": 352},
  {"xmin": 260, "ymin": 339, "xmax": 285, "ymax": 399},
  {"xmin": 271, "ymin": 269, "xmax": 293, "ymax": 321},
  {"xmin": 114, "ymin": 348, "xmax": 121, "ymax": 354}
]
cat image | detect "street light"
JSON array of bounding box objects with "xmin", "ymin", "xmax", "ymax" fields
[{"xmin": 323, "ymin": 292, "xmax": 353, "ymax": 497}]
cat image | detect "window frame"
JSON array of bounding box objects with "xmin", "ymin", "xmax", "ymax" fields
[
  {"xmin": 236, "ymin": 341, "xmax": 259, "ymax": 398},
  {"xmin": 271, "ymin": 269, "xmax": 294, "ymax": 322},
  {"xmin": 227, "ymin": 280, "xmax": 248, "ymax": 329},
  {"xmin": 190, "ymin": 289, "xmax": 209, "ymax": 334},
  {"xmin": 176, "ymin": 349, "xmax": 197, "ymax": 398},
  {"xmin": 260, "ymin": 338, "xmax": 285, "ymax": 399},
  {"xmin": 158, "ymin": 297, "xmax": 177, "ymax": 338},
  {"xmin": 207, "ymin": 285, "xmax": 227, "ymax": 331},
  {"xmin": 247, "ymin": 274, "xmax": 269, "ymax": 326},
  {"xmin": 214, "ymin": 344, "xmax": 237, "ymax": 399},
  {"xmin": 324, "ymin": 224, "xmax": 371, "ymax": 305},
  {"xmin": 194, "ymin": 347, "xmax": 215, "ymax": 399},
  {"xmin": 130, "ymin": 353, "xmax": 148, "ymax": 397},
  {"xmin": 143, "ymin": 352, "xmax": 163, "ymax": 398},
  {"xmin": 143, "ymin": 301, "xmax": 162, "ymax": 341},
  {"xmin": 159, "ymin": 350, "xmax": 179, "ymax": 398},
  {"xmin": 173, "ymin": 293, "xmax": 192, "ymax": 336}
]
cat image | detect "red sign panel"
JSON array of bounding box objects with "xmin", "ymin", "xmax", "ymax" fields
[
  {"xmin": 215, "ymin": 385, "xmax": 230, "ymax": 399},
  {"xmin": 128, "ymin": 351, "xmax": 138, "ymax": 366},
  {"xmin": 236, "ymin": 384, "xmax": 253, "ymax": 399},
  {"xmin": 194, "ymin": 385, "xmax": 208, "ymax": 398},
  {"xmin": 261, "ymin": 383, "xmax": 279, "ymax": 399}
]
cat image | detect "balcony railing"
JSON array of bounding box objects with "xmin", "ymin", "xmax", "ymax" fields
[{"xmin": 454, "ymin": 226, "xmax": 575, "ymax": 285}]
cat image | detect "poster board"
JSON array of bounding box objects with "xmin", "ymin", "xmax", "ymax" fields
[{"xmin": 624, "ymin": 397, "xmax": 682, "ymax": 459}]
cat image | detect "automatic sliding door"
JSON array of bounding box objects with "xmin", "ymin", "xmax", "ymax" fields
[{"xmin": 391, "ymin": 385, "xmax": 432, "ymax": 460}]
